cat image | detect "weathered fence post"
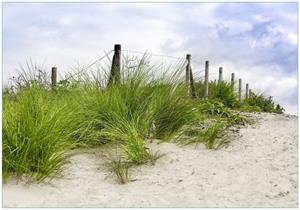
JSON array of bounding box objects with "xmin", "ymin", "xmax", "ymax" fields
[
  {"xmin": 245, "ymin": 83, "xmax": 249, "ymax": 99},
  {"xmin": 230, "ymin": 73, "xmax": 235, "ymax": 94},
  {"xmin": 51, "ymin": 66, "xmax": 57, "ymax": 89},
  {"xmin": 231, "ymin": 73, "xmax": 235, "ymax": 87},
  {"xmin": 238, "ymin": 78, "xmax": 242, "ymax": 101},
  {"xmin": 186, "ymin": 54, "xmax": 191, "ymax": 97},
  {"xmin": 186, "ymin": 54, "xmax": 197, "ymax": 98},
  {"xmin": 218, "ymin": 67, "xmax": 223, "ymax": 84},
  {"xmin": 108, "ymin": 44, "xmax": 121, "ymax": 86},
  {"xmin": 204, "ymin": 60, "xmax": 209, "ymax": 98}
]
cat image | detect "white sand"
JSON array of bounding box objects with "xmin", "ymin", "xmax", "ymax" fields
[{"xmin": 3, "ymin": 113, "xmax": 298, "ymax": 207}]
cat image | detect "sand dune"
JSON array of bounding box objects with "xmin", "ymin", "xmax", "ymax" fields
[{"xmin": 3, "ymin": 112, "xmax": 297, "ymax": 207}]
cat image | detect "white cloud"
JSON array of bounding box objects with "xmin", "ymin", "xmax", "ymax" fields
[{"xmin": 287, "ymin": 33, "xmax": 297, "ymax": 45}]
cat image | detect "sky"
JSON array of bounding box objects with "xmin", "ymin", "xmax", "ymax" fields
[{"xmin": 3, "ymin": 2, "xmax": 298, "ymax": 114}]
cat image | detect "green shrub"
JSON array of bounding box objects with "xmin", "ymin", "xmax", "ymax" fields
[
  {"xmin": 275, "ymin": 104, "xmax": 285, "ymax": 114},
  {"xmin": 197, "ymin": 99, "xmax": 231, "ymax": 117},
  {"xmin": 243, "ymin": 92, "xmax": 284, "ymax": 113}
]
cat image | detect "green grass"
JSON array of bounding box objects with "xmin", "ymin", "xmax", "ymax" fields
[
  {"xmin": 107, "ymin": 158, "xmax": 131, "ymax": 184},
  {"xmin": 208, "ymin": 81, "xmax": 239, "ymax": 108},
  {"xmin": 3, "ymin": 56, "xmax": 283, "ymax": 183},
  {"xmin": 178, "ymin": 120, "xmax": 226, "ymax": 149},
  {"xmin": 243, "ymin": 92, "xmax": 284, "ymax": 113},
  {"xmin": 3, "ymin": 84, "xmax": 81, "ymax": 181},
  {"xmin": 144, "ymin": 149, "xmax": 165, "ymax": 165}
]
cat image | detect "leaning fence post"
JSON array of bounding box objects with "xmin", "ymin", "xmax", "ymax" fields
[
  {"xmin": 238, "ymin": 78, "xmax": 242, "ymax": 101},
  {"xmin": 51, "ymin": 66, "xmax": 57, "ymax": 89},
  {"xmin": 185, "ymin": 54, "xmax": 191, "ymax": 97},
  {"xmin": 204, "ymin": 60, "xmax": 209, "ymax": 98},
  {"xmin": 108, "ymin": 44, "xmax": 121, "ymax": 86},
  {"xmin": 245, "ymin": 83, "xmax": 249, "ymax": 99},
  {"xmin": 218, "ymin": 67, "xmax": 223, "ymax": 84}
]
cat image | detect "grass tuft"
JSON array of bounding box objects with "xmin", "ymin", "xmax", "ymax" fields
[
  {"xmin": 144, "ymin": 149, "xmax": 165, "ymax": 165},
  {"xmin": 107, "ymin": 158, "xmax": 131, "ymax": 184}
]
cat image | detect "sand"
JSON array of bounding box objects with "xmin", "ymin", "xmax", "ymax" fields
[{"xmin": 3, "ymin": 112, "xmax": 298, "ymax": 207}]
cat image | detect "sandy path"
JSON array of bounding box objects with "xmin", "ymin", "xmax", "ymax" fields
[{"xmin": 3, "ymin": 113, "xmax": 298, "ymax": 207}]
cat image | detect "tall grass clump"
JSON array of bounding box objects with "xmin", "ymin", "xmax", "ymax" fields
[
  {"xmin": 151, "ymin": 84, "xmax": 197, "ymax": 139},
  {"xmin": 3, "ymin": 83, "xmax": 82, "ymax": 181},
  {"xmin": 70, "ymin": 56, "xmax": 196, "ymax": 164},
  {"xmin": 208, "ymin": 81, "xmax": 239, "ymax": 107}
]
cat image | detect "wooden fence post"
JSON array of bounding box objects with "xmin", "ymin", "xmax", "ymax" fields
[
  {"xmin": 230, "ymin": 73, "xmax": 235, "ymax": 94},
  {"xmin": 51, "ymin": 66, "xmax": 57, "ymax": 89},
  {"xmin": 231, "ymin": 73, "xmax": 235, "ymax": 87},
  {"xmin": 108, "ymin": 44, "xmax": 121, "ymax": 86},
  {"xmin": 249, "ymin": 89, "xmax": 252, "ymax": 97},
  {"xmin": 218, "ymin": 67, "xmax": 223, "ymax": 84},
  {"xmin": 186, "ymin": 54, "xmax": 191, "ymax": 97},
  {"xmin": 245, "ymin": 83, "xmax": 249, "ymax": 99},
  {"xmin": 204, "ymin": 60, "xmax": 209, "ymax": 98},
  {"xmin": 238, "ymin": 78, "xmax": 242, "ymax": 101}
]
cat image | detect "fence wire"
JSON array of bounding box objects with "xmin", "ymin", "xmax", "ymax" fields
[
  {"xmin": 64, "ymin": 50, "xmax": 114, "ymax": 80},
  {"xmin": 122, "ymin": 49, "xmax": 185, "ymax": 60},
  {"xmin": 61, "ymin": 47, "xmax": 247, "ymax": 89}
]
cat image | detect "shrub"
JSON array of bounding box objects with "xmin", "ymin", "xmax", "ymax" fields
[
  {"xmin": 243, "ymin": 92, "xmax": 284, "ymax": 113},
  {"xmin": 197, "ymin": 99, "xmax": 231, "ymax": 117}
]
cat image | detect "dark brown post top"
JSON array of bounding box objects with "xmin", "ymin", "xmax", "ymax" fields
[
  {"xmin": 205, "ymin": 60, "xmax": 209, "ymax": 67},
  {"xmin": 114, "ymin": 44, "xmax": 121, "ymax": 51}
]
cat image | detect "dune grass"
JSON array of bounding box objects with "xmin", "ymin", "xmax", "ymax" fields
[
  {"xmin": 107, "ymin": 158, "xmax": 131, "ymax": 184},
  {"xmin": 3, "ymin": 84, "xmax": 80, "ymax": 180},
  {"xmin": 2, "ymin": 56, "xmax": 283, "ymax": 183}
]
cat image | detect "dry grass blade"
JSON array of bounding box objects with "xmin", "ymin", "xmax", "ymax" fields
[{"xmin": 107, "ymin": 158, "xmax": 131, "ymax": 184}]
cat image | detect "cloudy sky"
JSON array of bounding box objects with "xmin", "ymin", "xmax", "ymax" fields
[{"xmin": 3, "ymin": 2, "xmax": 298, "ymax": 114}]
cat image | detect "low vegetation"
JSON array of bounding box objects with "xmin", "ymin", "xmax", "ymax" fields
[
  {"xmin": 3, "ymin": 56, "xmax": 284, "ymax": 183},
  {"xmin": 107, "ymin": 158, "xmax": 131, "ymax": 184},
  {"xmin": 242, "ymin": 92, "xmax": 284, "ymax": 113}
]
